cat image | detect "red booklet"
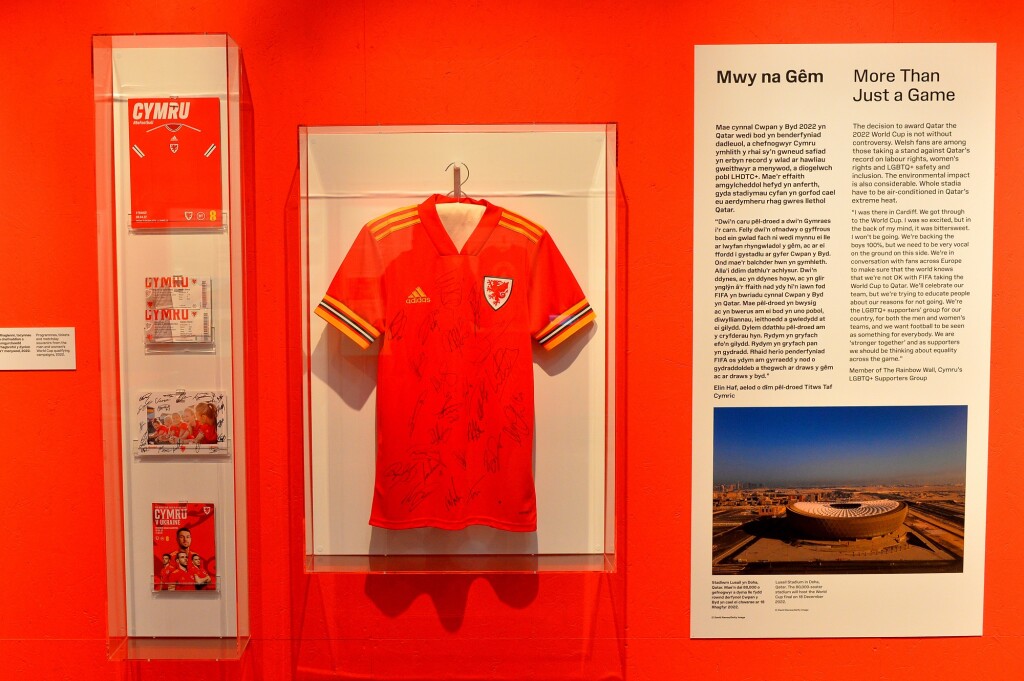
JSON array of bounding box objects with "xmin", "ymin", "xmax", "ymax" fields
[
  {"xmin": 152, "ymin": 502, "xmax": 217, "ymax": 592},
  {"xmin": 128, "ymin": 96, "xmax": 223, "ymax": 229}
]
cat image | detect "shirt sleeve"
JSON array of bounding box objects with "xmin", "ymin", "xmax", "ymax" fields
[
  {"xmin": 529, "ymin": 230, "xmax": 597, "ymax": 350},
  {"xmin": 314, "ymin": 225, "xmax": 385, "ymax": 350}
]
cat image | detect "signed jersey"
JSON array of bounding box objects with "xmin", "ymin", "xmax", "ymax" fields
[
  {"xmin": 127, "ymin": 96, "xmax": 223, "ymax": 229},
  {"xmin": 316, "ymin": 194, "xmax": 595, "ymax": 531}
]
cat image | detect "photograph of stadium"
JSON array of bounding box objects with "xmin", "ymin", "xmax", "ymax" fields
[{"xmin": 712, "ymin": 405, "xmax": 967, "ymax": 575}]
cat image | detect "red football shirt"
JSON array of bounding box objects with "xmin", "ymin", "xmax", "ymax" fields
[
  {"xmin": 194, "ymin": 422, "xmax": 218, "ymax": 445},
  {"xmin": 167, "ymin": 566, "xmax": 194, "ymax": 591},
  {"xmin": 154, "ymin": 425, "xmax": 171, "ymax": 442},
  {"xmin": 127, "ymin": 96, "xmax": 223, "ymax": 229},
  {"xmin": 188, "ymin": 563, "xmax": 213, "ymax": 590},
  {"xmin": 157, "ymin": 561, "xmax": 176, "ymax": 590},
  {"xmin": 316, "ymin": 195, "xmax": 596, "ymax": 531}
]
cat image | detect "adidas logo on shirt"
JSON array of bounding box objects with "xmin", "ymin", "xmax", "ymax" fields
[{"xmin": 405, "ymin": 287, "xmax": 431, "ymax": 304}]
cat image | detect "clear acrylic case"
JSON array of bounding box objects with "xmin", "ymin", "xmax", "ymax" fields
[
  {"xmin": 300, "ymin": 125, "xmax": 619, "ymax": 573},
  {"xmin": 94, "ymin": 33, "xmax": 251, "ymax": 660}
]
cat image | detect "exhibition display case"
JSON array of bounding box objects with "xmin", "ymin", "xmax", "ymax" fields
[
  {"xmin": 300, "ymin": 125, "xmax": 621, "ymax": 573},
  {"xmin": 93, "ymin": 33, "xmax": 251, "ymax": 659}
]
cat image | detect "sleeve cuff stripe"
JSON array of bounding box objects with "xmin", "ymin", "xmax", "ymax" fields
[
  {"xmin": 316, "ymin": 302, "xmax": 376, "ymax": 347},
  {"xmin": 541, "ymin": 310, "xmax": 596, "ymax": 350},
  {"xmin": 537, "ymin": 304, "xmax": 594, "ymax": 345},
  {"xmin": 314, "ymin": 307, "xmax": 373, "ymax": 349},
  {"xmin": 537, "ymin": 299, "xmax": 591, "ymax": 339},
  {"xmin": 322, "ymin": 296, "xmax": 379, "ymax": 337}
]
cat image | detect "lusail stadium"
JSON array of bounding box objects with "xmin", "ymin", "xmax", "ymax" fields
[{"xmin": 785, "ymin": 500, "xmax": 909, "ymax": 540}]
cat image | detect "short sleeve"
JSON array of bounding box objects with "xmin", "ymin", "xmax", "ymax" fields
[
  {"xmin": 529, "ymin": 231, "xmax": 597, "ymax": 350},
  {"xmin": 314, "ymin": 226, "xmax": 385, "ymax": 350}
]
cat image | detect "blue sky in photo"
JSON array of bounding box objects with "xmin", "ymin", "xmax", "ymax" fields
[{"xmin": 712, "ymin": 405, "xmax": 968, "ymax": 486}]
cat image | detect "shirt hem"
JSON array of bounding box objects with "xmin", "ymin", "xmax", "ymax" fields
[{"xmin": 369, "ymin": 516, "xmax": 537, "ymax": 532}]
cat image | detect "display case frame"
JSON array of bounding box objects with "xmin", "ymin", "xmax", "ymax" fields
[
  {"xmin": 94, "ymin": 33, "xmax": 251, "ymax": 660},
  {"xmin": 300, "ymin": 124, "xmax": 620, "ymax": 573}
]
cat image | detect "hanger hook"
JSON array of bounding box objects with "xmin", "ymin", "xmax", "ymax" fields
[{"xmin": 444, "ymin": 162, "xmax": 470, "ymax": 198}]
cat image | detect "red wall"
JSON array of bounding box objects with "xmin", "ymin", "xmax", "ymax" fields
[{"xmin": 2, "ymin": 1, "xmax": 1022, "ymax": 679}]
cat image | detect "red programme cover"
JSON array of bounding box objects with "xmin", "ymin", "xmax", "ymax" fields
[
  {"xmin": 128, "ymin": 96, "xmax": 223, "ymax": 229},
  {"xmin": 152, "ymin": 502, "xmax": 217, "ymax": 592}
]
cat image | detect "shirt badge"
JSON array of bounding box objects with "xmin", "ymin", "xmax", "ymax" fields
[{"xmin": 484, "ymin": 276, "xmax": 513, "ymax": 311}]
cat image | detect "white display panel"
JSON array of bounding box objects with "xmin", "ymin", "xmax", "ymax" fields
[
  {"xmin": 96, "ymin": 35, "xmax": 249, "ymax": 649},
  {"xmin": 302, "ymin": 126, "xmax": 615, "ymax": 563},
  {"xmin": 691, "ymin": 43, "xmax": 993, "ymax": 638}
]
